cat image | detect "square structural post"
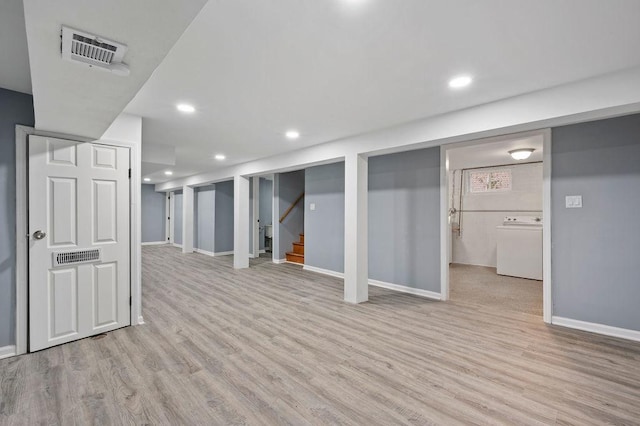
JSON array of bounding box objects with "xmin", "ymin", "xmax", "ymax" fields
[
  {"xmin": 234, "ymin": 175, "xmax": 250, "ymax": 268},
  {"xmin": 182, "ymin": 185, "xmax": 194, "ymax": 253},
  {"xmin": 344, "ymin": 153, "xmax": 368, "ymax": 303}
]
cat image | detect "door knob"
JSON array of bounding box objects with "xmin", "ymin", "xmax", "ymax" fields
[{"xmin": 33, "ymin": 230, "xmax": 46, "ymax": 240}]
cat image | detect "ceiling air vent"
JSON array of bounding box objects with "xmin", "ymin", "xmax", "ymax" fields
[{"xmin": 61, "ymin": 26, "xmax": 130, "ymax": 76}]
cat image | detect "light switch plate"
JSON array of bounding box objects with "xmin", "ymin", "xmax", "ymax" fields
[
  {"xmin": 310, "ymin": 203, "xmax": 316, "ymax": 211},
  {"xmin": 565, "ymin": 195, "xmax": 582, "ymax": 208}
]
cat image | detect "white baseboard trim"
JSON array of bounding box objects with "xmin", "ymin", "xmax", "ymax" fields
[
  {"xmin": 136, "ymin": 316, "xmax": 145, "ymax": 325},
  {"xmin": 259, "ymin": 249, "xmax": 266, "ymax": 254},
  {"xmin": 369, "ymin": 279, "xmax": 442, "ymax": 300},
  {"xmin": 552, "ymin": 316, "xmax": 640, "ymax": 342},
  {"xmin": 273, "ymin": 258, "xmax": 287, "ymax": 264},
  {"xmin": 0, "ymin": 345, "xmax": 17, "ymax": 360},
  {"xmin": 450, "ymin": 261, "xmax": 496, "ymax": 268},
  {"xmin": 303, "ymin": 265, "xmax": 344, "ymax": 279},
  {"xmin": 173, "ymin": 243, "xmax": 183, "ymax": 248},
  {"xmin": 301, "ymin": 266, "xmax": 441, "ymax": 301},
  {"xmin": 215, "ymin": 251, "xmax": 234, "ymax": 257},
  {"xmin": 194, "ymin": 248, "xmax": 215, "ymax": 257},
  {"xmin": 141, "ymin": 241, "xmax": 168, "ymax": 246}
]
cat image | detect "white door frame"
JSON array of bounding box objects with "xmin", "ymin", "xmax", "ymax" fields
[
  {"xmin": 168, "ymin": 191, "xmax": 175, "ymax": 244},
  {"xmin": 165, "ymin": 192, "xmax": 171, "ymax": 243},
  {"xmin": 440, "ymin": 128, "xmax": 552, "ymax": 323},
  {"xmin": 14, "ymin": 125, "xmax": 142, "ymax": 356}
]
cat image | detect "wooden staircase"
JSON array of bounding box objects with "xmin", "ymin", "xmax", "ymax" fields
[{"xmin": 286, "ymin": 234, "xmax": 305, "ymax": 264}]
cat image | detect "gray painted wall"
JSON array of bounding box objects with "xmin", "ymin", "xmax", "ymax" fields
[
  {"xmin": 551, "ymin": 113, "xmax": 640, "ymax": 331},
  {"xmin": 369, "ymin": 148, "xmax": 441, "ymax": 292},
  {"xmin": 305, "ymin": 163, "xmax": 345, "ymax": 272},
  {"xmin": 195, "ymin": 185, "xmax": 215, "ymax": 252},
  {"xmin": 277, "ymin": 170, "xmax": 305, "ymax": 260},
  {"xmin": 141, "ymin": 184, "xmax": 166, "ymax": 243},
  {"xmin": 0, "ymin": 88, "xmax": 34, "ymax": 348},
  {"xmin": 259, "ymin": 178, "xmax": 273, "ymax": 250},
  {"xmin": 174, "ymin": 191, "xmax": 183, "ymax": 245},
  {"xmin": 215, "ymin": 180, "xmax": 234, "ymax": 253}
]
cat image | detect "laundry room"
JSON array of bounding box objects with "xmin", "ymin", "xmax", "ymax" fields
[{"xmin": 446, "ymin": 134, "xmax": 544, "ymax": 316}]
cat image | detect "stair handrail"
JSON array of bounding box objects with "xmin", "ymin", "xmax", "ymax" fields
[{"xmin": 279, "ymin": 192, "xmax": 304, "ymax": 223}]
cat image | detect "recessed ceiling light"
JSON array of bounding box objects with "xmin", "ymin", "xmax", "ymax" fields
[
  {"xmin": 285, "ymin": 130, "xmax": 300, "ymax": 139},
  {"xmin": 214, "ymin": 154, "xmax": 226, "ymax": 161},
  {"xmin": 448, "ymin": 75, "xmax": 473, "ymax": 89},
  {"xmin": 164, "ymin": 171, "xmax": 173, "ymax": 176},
  {"xmin": 176, "ymin": 103, "xmax": 195, "ymax": 113},
  {"xmin": 509, "ymin": 148, "xmax": 535, "ymax": 160},
  {"xmin": 143, "ymin": 178, "xmax": 151, "ymax": 182}
]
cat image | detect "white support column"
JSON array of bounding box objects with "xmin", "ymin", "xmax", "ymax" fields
[
  {"xmin": 182, "ymin": 185, "xmax": 194, "ymax": 253},
  {"xmin": 344, "ymin": 152, "xmax": 368, "ymax": 303},
  {"xmin": 234, "ymin": 174, "xmax": 250, "ymax": 268},
  {"xmin": 272, "ymin": 174, "xmax": 281, "ymax": 262},
  {"xmin": 252, "ymin": 176, "xmax": 260, "ymax": 258}
]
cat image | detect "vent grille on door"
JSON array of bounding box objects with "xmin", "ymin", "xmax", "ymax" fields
[{"xmin": 53, "ymin": 248, "xmax": 102, "ymax": 267}]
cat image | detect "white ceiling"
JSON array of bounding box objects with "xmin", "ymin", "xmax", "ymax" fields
[
  {"xmin": 22, "ymin": 0, "xmax": 208, "ymax": 139},
  {"xmin": 0, "ymin": 0, "xmax": 32, "ymax": 94},
  {"xmin": 448, "ymin": 135, "xmax": 544, "ymax": 171},
  {"xmin": 126, "ymin": 0, "xmax": 640, "ymax": 183}
]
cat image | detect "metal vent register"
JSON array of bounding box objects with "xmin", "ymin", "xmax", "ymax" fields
[
  {"xmin": 53, "ymin": 248, "xmax": 101, "ymax": 267},
  {"xmin": 70, "ymin": 34, "xmax": 117, "ymax": 65},
  {"xmin": 61, "ymin": 26, "xmax": 129, "ymax": 76}
]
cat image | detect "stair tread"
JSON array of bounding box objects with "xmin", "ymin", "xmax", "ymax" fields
[
  {"xmin": 292, "ymin": 241, "xmax": 304, "ymax": 246},
  {"xmin": 285, "ymin": 252, "xmax": 304, "ymax": 258}
]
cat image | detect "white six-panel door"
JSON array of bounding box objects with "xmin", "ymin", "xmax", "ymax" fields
[{"xmin": 29, "ymin": 135, "xmax": 130, "ymax": 351}]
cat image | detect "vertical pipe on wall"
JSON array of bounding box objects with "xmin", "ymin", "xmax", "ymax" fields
[
  {"xmin": 234, "ymin": 175, "xmax": 250, "ymax": 268},
  {"xmin": 344, "ymin": 152, "xmax": 368, "ymax": 303}
]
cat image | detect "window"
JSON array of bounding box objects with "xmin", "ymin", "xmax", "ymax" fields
[{"xmin": 468, "ymin": 169, "xmax": 512, "ymax": 193}]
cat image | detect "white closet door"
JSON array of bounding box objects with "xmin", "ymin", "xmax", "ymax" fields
[{"xmin": 29, "ymin": 135, "xmax": 130, "ymax": 351}]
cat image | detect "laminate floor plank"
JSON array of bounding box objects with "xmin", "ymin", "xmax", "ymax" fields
[{"xmin": 1, "ymin": 245, "xmax": 640, "ymax": 425}]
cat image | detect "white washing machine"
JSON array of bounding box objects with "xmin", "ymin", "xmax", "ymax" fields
[{"xmin": 496, "ymin": 216, "xmax": 543, "ymax": 280}]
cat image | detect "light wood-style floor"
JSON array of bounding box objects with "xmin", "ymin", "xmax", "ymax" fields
[
  {"xmin": 450, "ymin": 263, "xmax": 543, "ymax": 316},
  {"xmin": 2, "ymin": 245, "xmax": 640, "ymax": 425}
]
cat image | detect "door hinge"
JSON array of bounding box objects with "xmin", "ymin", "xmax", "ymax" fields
[
  {"xmin": 128, "ymin": 168, "xmax": 131, "ymax": 179},
  {"xmin": 129, "ymin": 296, "xmax": 132, "ymax": 306}
]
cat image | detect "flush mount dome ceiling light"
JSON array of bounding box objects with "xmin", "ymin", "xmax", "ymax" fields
[
  {"xmin": 448, "ymin": 75, "xmax": 473, "ymax": 89},
  {"xmin": 176, "ymin": 103, "xmax": 195, "ymax": 113},
  {"xmin": 509, "ymin": 148, "xmax": 535, "ymax": 160},
  {"xmin": 285, "ymin": 130, "xmax": 300, "ymax": 140},
  {"xmin": 143, "ymin": 178, "xmax": 151, "ymax": 182},
  {"xmin": 214, "ymin": 154, "xmax": 226, "ymax": 160},
  {"xmin": 164, "ymin": 170, "xmax": 173, "ymax": 176}
]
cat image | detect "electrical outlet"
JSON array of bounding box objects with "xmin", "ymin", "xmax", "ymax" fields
[
  {"xmin": 310, "ymin": 203, "xmax": 316, "ymax": 211},
  {"xmin": 565, "ymin": 195, "xmax": 582, "ymax": 208}
]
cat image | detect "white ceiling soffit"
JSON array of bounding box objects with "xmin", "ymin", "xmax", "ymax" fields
[
  {"xmin": 0, "ymin": 0, "xmax": 32, "ymax": 94},
  {"xmin": 126, "ymin": 0, "xmax": 640, "ymax": 182},
  {"xmin": 22, "ymin": 0, "xmax": 209, "ymax": 140}
]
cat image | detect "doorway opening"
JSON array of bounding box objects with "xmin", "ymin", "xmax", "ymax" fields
[
  {"xmin": 251, "ymin": 175, "xmax": 275, "ymax": 262},
  {"xmin": 441, "ymin": 130, "xmax": 551, "ymax": 321}
]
